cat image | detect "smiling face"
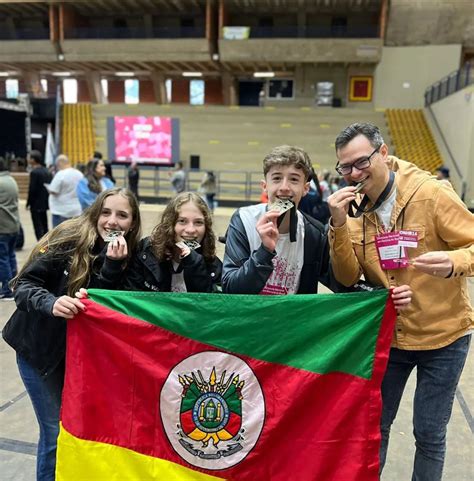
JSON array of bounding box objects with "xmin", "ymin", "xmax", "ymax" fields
[
  {"xmin": 97, "ymin": 194, "xmax": 134, "ymax": 241},
  {"xmin": 262, "ymin": 164, "xmax": 309, "ymax": 208},
  {"xmin": 174, "ymin": 201, "xmax": 206, "ymax": 244},
  {"xmin": 336, "ymin": 134, "xmax": 390, "ymax": 199},
  {"xmin": 94, "ymin": 160, "xmax": 106, "ymax": 178}
]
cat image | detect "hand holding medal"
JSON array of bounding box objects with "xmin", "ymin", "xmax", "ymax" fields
[
  {"xmin": 175, "ymin": 239, "xmax": 201, "ymax": 259},
  {"xmin": 104, "ymin": 230, "xmax": 128, "ymax": 260},
  {"xmin": 256, "ymin": 199, "xmax": 295, "ymax": 253}
]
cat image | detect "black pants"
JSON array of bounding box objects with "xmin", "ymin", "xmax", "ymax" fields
[{"xmin": 31, "ymin": 210, "xmax": 49, "ymax": 241}]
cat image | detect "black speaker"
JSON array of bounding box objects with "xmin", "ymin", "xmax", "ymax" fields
[
  {"xmin": 332, "ymin": 97, "xmax": 342, "ymax": 107},
  {"xmin": 190, "ymin": 155, "xmax": 200, "ymax": 170}
]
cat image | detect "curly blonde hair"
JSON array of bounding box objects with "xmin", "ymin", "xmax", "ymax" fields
[
  {"xmin": 150, "ymin": 192, "xmax": 216, "ymax": 263},
  {"xmin": 12, "ymin": 188, "xmax": 142, "ymax": 296}
]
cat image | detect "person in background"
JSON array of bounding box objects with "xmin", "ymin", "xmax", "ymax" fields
[
  {"xmin": 327, "ymin": 122, "xmax": 472, "ymax": 481},
  {"xmin": 318, "ymin": 170, "xmax": 331, "ymax": 201},
  {"xmin": 46, "ymin": 154, "xmax": 83, "ymax": 227},
  {"xmin": 26, "ymin": 150, "xmax": 52, "ymax": 241},
  {"xmin": 169, "ymin": 161, "xmax": 186, "ymax": 195},
  {"xmin": 76, "ymin": 159, "xmax": 114, "ymax": 211},
  {"xmin": 298, "ymin": 167, "xmax": 330, "ymax": 225},
  {"xmin": 259, "ymin": 88, "xmax": 265, "ymax": 107},
  {"xmin": 436, "ymin": 166, "xmax": 451, "ymax": 186},
  {"xmin": 200, "ymin": 171, "xmax": 217, "ymax": 213},
  {"xmin": 0, "ymin": 157, "xmax": 20, "ymax": 300},
  {"xmin": 124, "ymin": 192, "xmax": 221, "ymax": 293},
  {"xmin": 128, "ymin": 161, "xmax": 140, "ymax": 199},
  {"xmin": 2, "ymin": 187, "xmax": 141, "ymax": 481},
  {"xmin": 93, "ymin": 150, "xmax": 116, "ymax": 185}
]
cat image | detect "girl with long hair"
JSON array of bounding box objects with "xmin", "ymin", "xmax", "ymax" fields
[
  {"xmin": 2, "ymin": 187, "xmax": 141, "ymax": 481},
  {"xmin": 76, "ymin": 158, "xmax": 115, "ymax": 211},
  {"xmin": 125, "ymin": 191, "xmax": 221, "ymax": 293}
]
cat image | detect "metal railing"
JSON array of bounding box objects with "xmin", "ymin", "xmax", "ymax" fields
[
  {"xmin": 0, "ymin": 28, "xmax": 49, "ymax": 40},
  {"xmin": 112, "ymin": 165, "xmax": 263, "ymax": 205},
  {"xmin": 65, "ymin": 26, "xmax": 205, "ymax": 40},
  {"xmin": 247, "ymin": 25, "xmax": 378, "ymax": 38},
  {"xmin": 425, "ymin": 63, "xmax": 472, "ymax": 106}
]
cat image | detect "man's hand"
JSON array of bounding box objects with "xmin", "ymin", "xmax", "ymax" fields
[
  {"xmin": 327, "ymin": 186, "xmax": 357, "ymax": 227},
  {"xmin": 256, "ymin": 210, "xmax": 281, "ymax": 252},
  {"xmin": 106, "ymin": 235, "xmax": 128, "ymax": 260},
  {"xmin": 412, "ymin": 251, "xmax": 453, "ymax": 278},
  {"xmin": 52, "ymin": 295, "xmax": 86, "ymax": 319},
  {"xmin": 391, "ymin": 284, "xmax": 412, "ymax": 311}
]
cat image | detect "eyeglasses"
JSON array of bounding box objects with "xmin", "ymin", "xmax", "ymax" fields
[{"xmin": 335, "ymin": 147, "xmax": 380, "ymax": 176}]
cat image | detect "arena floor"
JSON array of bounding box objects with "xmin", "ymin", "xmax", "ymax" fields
[{"xmin": 1, "ymin": 200, "xmax": 472, "ymax": 480}]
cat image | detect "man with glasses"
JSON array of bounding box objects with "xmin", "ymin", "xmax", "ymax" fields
[{"xmin": 327, "ymin": 122, "xmax": 473, "ymax": 480}]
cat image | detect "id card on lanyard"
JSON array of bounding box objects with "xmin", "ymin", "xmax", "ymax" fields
[{"xmin": 374, "ymin": 230, "xmax": 418, "ymax": 270}]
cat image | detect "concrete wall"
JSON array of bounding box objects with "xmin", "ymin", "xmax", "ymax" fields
[
  {"xmin": 426, "ymin": 86, "xmax": 474, "ymax": 208},
  {"xmin": 374, "ymin": 45, "xmax": 462, "ymax": 109},
  {"xmin": 0, "ymin": 40, "xmax": 56, "ymax": 62},
  {"xmin": 219, "ymin": 38, "xmax": 382, "ymax": 63},
  {"xmin": 386, "ymin": 0, "xmax": 474, "ymax": 48},
  {"xmin": 61, "ymin": 39, "xmax": 211, "ymax": 62}
]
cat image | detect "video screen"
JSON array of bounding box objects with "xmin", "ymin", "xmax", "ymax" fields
[{"xmin": 109, "ymin": 116, "xmax": 179, "ymax": 164}]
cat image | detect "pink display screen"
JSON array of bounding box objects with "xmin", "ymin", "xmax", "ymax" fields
[{"xmin": 114, "ymin": 116, "xmax": 172, "ymax": 164}]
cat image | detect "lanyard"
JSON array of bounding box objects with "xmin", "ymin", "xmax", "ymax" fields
[
  {"xmin": 276, "ymin": 205, "xmax": 297, "ymax": 242},
  {"xmin": 348, "ymin": 170, "xmax": 395, "ymax": 218}
]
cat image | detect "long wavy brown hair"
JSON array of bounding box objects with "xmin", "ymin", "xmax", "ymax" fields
[
  {"xmin": 85, "ymin": 159, "xmax": 103, "ymax": 193},
  {"xmin": 150, "ymin": 192, "xmax": 216, "ymax": 263},
  {"xmin": 12, "ymin": 188, "xmax": 142, "ymax": 296}
]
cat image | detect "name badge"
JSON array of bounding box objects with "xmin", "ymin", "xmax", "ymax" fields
[{"xmin": 374, "ymin": 230, "xmax": 418, "ymax": 270}]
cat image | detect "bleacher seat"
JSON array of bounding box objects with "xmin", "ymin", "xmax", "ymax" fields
[{"xmin": 385, "ymin": 109, "xmax": 443, "ymax": 173}]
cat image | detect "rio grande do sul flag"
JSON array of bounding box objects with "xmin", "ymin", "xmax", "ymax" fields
[{"xmin": 56, "ymin": 289, "xmax": 396, "ymax": 481}]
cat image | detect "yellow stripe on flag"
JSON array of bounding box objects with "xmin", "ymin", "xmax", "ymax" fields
[{"xmin": 56, "ymin": 424, "xmax": 225, "ymax": 481}]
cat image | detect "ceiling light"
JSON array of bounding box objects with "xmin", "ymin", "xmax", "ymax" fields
[
  {"xmin": 253, "ymin": 72, "xmax": 275, "ymax": 78},
  {"xmin": 0, "ymin": 72, "xmax": 10, "ymax": 77},
  {"xmin": 52, "ymin": 72, "xmax": 72, "ymax": 76},
  {"xmin": 115, "ymin": 72, "xmax": 135, "ymax": 77},
  {"xmin": 182, "ymin": 72, "xmax": 203, "ymax": 77}
]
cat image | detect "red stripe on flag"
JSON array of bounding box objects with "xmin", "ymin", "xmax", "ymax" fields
[{"xmin": 62, "ymin": 299, "xmax": 396, "ymax": 481}]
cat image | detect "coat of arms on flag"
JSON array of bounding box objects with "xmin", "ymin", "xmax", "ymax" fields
[
  {"xmin": 56, "ymin": 289, "xmax": 396, "ymax": 481},
  {"xmin": 162, "ymin": 351, "xmax": 265, "ymax": 470}
]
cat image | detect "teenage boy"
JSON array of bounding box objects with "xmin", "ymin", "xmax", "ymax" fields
[{"xmin": 222, "ymin": 145, "xmax": 332, "ymax": 294}]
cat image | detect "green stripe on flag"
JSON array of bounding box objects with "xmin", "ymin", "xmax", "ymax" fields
[{"xmin": 88, "ymin": 290, "xmax": 389, "ymax": 380}]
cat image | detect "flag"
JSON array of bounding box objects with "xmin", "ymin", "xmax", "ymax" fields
[
  {"xmin": 57, "ymin": 289, "xmax": 396, "ymax": 481},
  {"xmin": 44, "ymin": 123, "xmax": 56, "ymax": 168}
]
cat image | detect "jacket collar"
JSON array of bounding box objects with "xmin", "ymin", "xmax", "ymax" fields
[{"xmin": 362, "ymin": 156, "xmax": 433, "ymax": 228}]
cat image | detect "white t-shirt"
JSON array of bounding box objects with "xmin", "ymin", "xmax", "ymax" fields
[
  {"xmin": 239, "ymin": 204, "xmax": 305, "ymax": 295},
  {"xmin": 48, "ymin": 167, "xmax": 83, "ymax": 218},
  {"xmin": 375, "ymin": 187, "xmax": 397, "ymax": 231}
]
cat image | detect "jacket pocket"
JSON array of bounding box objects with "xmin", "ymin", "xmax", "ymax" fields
[{"xmin": 351, "ymin": 234, "xmax": 379, "ymax": 266}]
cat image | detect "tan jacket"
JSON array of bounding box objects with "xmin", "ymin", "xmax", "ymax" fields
[{"xmin": 329, "ymin": 156, "xmax": 473, "ymax": 350}]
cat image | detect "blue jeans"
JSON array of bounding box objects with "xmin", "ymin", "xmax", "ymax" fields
[
  {"xmin": 17, "ymin": 354, "xmax": 64, "ymax": 481},
  {"xmin": 0, "ymin": 232, "xmax": 18, "ymax": 296},
  {"xmin": 379, "ymin": 335, "xmax": 471, "ymax": 481},
  {"xmin": 52, "ymin": 214, "xmax": 68, "ymax": 228}
]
